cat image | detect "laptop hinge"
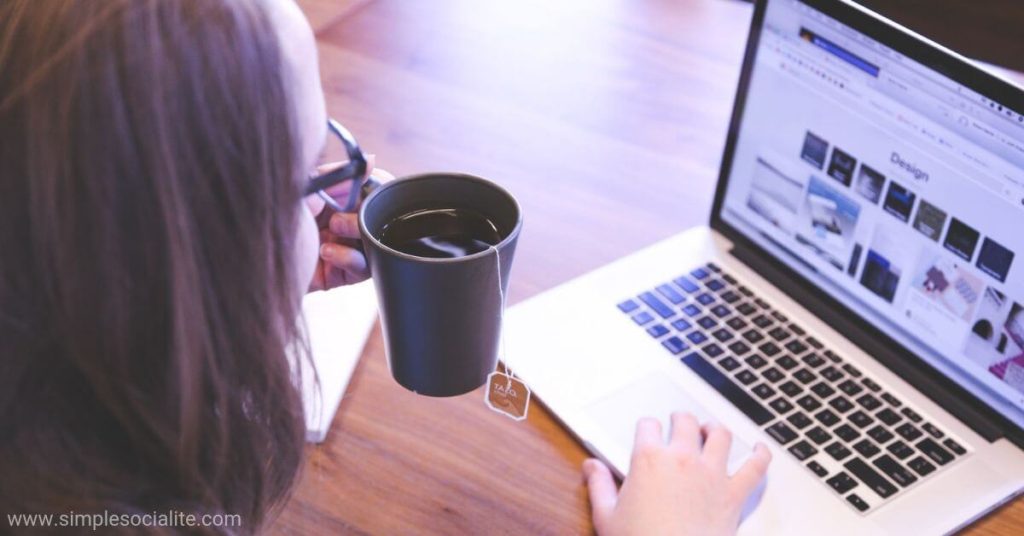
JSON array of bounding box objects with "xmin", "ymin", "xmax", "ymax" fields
[{"xmin": 728, "ymin": 239, "xmax": 1019, "ymax": 446}]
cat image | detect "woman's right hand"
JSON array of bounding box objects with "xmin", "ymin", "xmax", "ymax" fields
[{"xmin": 583, "ymin": 412, "xmax": 771, "ymax": 536}]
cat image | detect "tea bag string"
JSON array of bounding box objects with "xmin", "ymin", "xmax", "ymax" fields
[{"xmin": 491, "ymin": 244, "xmax": 512, "ymax": 388}]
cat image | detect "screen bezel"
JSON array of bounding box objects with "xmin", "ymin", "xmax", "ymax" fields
[{"xmin": 711, "ymin": 0, "xmax": 1024, "ymax": 445}]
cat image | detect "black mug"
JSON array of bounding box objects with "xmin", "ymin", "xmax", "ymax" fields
[{"xmin": 358, "ymin": 173, "xmax": 522, "ymax": 397}]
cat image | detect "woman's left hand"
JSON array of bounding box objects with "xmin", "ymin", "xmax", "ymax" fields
[{"xmin": 307, "ymin": 156, "xmax": 394, "ymax": 291}]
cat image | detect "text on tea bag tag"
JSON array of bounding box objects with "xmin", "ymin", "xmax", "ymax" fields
[{"xmin": 483, "ymin": 244, "xmax": 531, "ymax": 421}]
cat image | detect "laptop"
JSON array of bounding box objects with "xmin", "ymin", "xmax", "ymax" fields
[{"xmin": 505, "ymin": 0, "xmax": 1024, "ymax": 532}]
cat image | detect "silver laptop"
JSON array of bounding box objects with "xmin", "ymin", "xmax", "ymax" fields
[{"xmin": 505, "ymin": 0, "xmax": 1024, "ymax": 532}]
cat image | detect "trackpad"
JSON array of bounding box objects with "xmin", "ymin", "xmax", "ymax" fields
[{"xmin": 585, "ymin": 373, "xmax": 755, "ymax": 475}]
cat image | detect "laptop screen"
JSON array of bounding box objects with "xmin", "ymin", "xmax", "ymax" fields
[{"xmin": 718, "ymin": 0, "xmax": 1024, "ymax": 429}]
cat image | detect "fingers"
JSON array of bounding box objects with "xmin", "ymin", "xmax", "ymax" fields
[
  {"xmin": 633, "ymin": 417, "xmax": 663, "ymax": 450},
  {"xmin": 669, "ymin": 412, "xmax": 701, "ymax": 455},
  {"xmin": 329, "ymin": 211, "xmax": 361, "ymax": 239},
  {"xmin": 582, "ymin": 459, "xmax": 617, "ymax": 532},
  {"xmin": 729, "ymin": 442, "xmax": 772, "ymax": 499},
  {"xmin": 319, "ymin": 243, "xmax": 370, "ymax": 285},
  {"xmin": 700, "ymin": 422, "xmax": 733, "ymax": 471}
]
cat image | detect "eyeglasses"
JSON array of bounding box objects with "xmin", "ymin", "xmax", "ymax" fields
[{"xmin": 303, "ymin": 118, "xmax": 368, "ymax": 213}]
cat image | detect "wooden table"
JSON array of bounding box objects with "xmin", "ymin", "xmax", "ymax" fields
[{"xmin": 275, "ymin": 1, "xmax": 1024, "ymax": 533}]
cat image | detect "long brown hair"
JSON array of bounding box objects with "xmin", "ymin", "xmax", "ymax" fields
[{"xmin": 0, "ymin": 0, "xmax": 308, "ymax": 531}]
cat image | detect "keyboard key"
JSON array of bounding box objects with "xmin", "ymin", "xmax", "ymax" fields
[
  {"xmin": 789, "ymin": 323, "xmax": 806, "ymax": 336},
  {"xmin": 896, "ymin": 423, "xmax": 922, "ymax": 441},
  {"xmin": 726, "ymin": 317, "xmax": 748, "ymax": 330},
  {"xmin": 802, "ymin": 353, "xmax": 826, "ymax": 368},
  {"xmin": 856, "ymin": 394, "xmax": 882, "ymax": 411},
  {"xmin": 861, "ymin": 378, "xmax": 882, "ymax": 392},
  {"xmin": 922, "ymin": 422, "xmax": 944, "ymax": 439},
  {"xmin": 679, "ymin": 352, "xmax": 773, "ymax": 425},
  {"xmin": 788, "ymin": 411, "xmax": 813, "ymax": 429},
  {"xmin": 815, "ymin": 409, "xmax": 840, "ymax": 427},
  {"xmin": 703, "ymin": 343, "xmax": 724, "ymax": 358},
  {"xmin": 647, "ymin": 324, "xmax": 669, "ymax": 338},
  {"xmin": 687, "ymin": 331, "xmax": 708, "ymax": 344},
  {"xmin": 901, "ymin": 407, "xmax": 922, "ymax": 423},
  {"xmin": 769, "ymin": 397, "xmax": 794, "ymax": 414},
  {"xmin": 754, "ymin": 298, "xmax": 771, "ymax": 309},
  {"xmin": 807, "ymin": 426, "xmax": 832, "ymax": 445},
  {"xmin": 824, "ymin": 350, "xmax": 842, "ymax": 363},
  {"xmin": 697, "ymin": 316, "xmax": 717, "ymax": 329},
  {"xmin": 712, "ymin": 328, "xmax": 734, "ymax": 342},
  {"xmin": 853, "ymin": 439, "xmax": 880, "ymax": 458},
  {"xmin": 907, "ymin": 456, "xmax": 936, "ymax": 477},
  {"xmin": 737, "ymin": 302, "xmax": 757, "ymax": 316},
  {"xmin": 728, "ymin": 341, "xmax": 751, "ymax": 355},
  {"xmin": 719, "ymin": 357, "xmax": 741, "ymax": 371},
  {"xmin": 796, "ymin": 394, "xmax": 821, "ymax": 412},
  {"xmin": 672, "ymin": 318, "xmax": 692, "ymax": 331},
  {"xmin": 867, "ymin": 425, "xmax": 894, "ymax": 444},
  {"xmin": 639, "ymin": 292, "xmax": 675, "ymax": 319},
  {"xmin": 722, "ymin": 273, "xmax": 736, "ymax": 284},
  {"xmin": 806, "ymin": 336, "xmax": 824, "ymax": 349},
  {"xmin": 674, "ymin": 276, "xmax": 700, "ymax": 293},
  {"xmin": 661, "ymin": 336, "xmax": 688, "ymax": 355},
  {"xmin": 711, "ymin": 305, "xmax": 731, "ymax": 318},
  {"xmin": 735, "ymin": 369, "xmax": 757, "ymax": 385},
  {"xmin": 887, "ymin": 441, "xmax": 914, "ymax": 460},
  {"xmin": 721, "ymin": 290, "xmax": 741, "ymax": 304},
  {"xmin": 916, "ymin": 438, "xmax": 954, "ymax": 466},
  {"xmin": 706, "ymin": 279, "xmax": 725, "ymax": 292},
  {"xmin": 846, "ymin": 494, "xmax": 870, "ymax": 512},
  {"xmin": 943, "ymin": 438, "xmax": 966, "ymax": 456},
  {"xmin": 877, "ymin": 408, "xmax": 902, "ymax": 426},
  {"xmin": 785, "ymin": 340, "xmax": 808, "ymax": 354},
  {"xmin": 617, "ymin": 299, "xmax": 639, "ymax": 313},
  {"xmin": 769, "ymin": 326, "xmax": 791, "ymax": 341},
  {"xmin": 810, "ymin": 382, "xmax": 835, "ymax": 399},
  {"xmin": 771, "ymin": 311, "xmax": 788, "ymax": 323},
  {"xmin": 838, "ymin": 379, "xmax": 863, "ymax": 397},
  {"xmin": 632, "ymin": 311, "xmax": 654, "ymax": 325},
  {"xmin": 826, "ymin": 442, "xmax": 852, "ymax": 462},
  {"xmin": 821, "ymin": 366, "xmax": 844, "ymax": 382},
  {"xmin": 705, "ymin": 262, "xmax": 721, "ymax": 273},
  {"xmin": 779, "ymin": 380, "xmax": 803, "ymax": 397},
  {"xmin": 759, "ymin": 342, "xmax": 781, "ymax": 356},
  {"xmin": 848, "ymin": 410, "xmax": 874, "ymax": 429},
  {"xmin": 842, "ymin": 363, "xmax": 862, "ymax": 378},
  {"xmin": 844, "ymin": 458, "xmax": 898, "ymax": 498},
  {"xmin": 765, "ymin": 421, "xmax": 798, "ymax": 444},
  {"xmin": 752, "ymin": 314, "xmax": 773, "ymax": 328},
  {"xmin": 793, "ymin": 368, "xmax": 816, "ymax": 384},
  {"xmin": 873, "ymin": 455, "xmax": 918, "ymax": 488},
  {"xmin": 745, "ymin": 355, "xmax": 767, "ymax": 369},
  {"xmin": 655, "ymin": 283, "xmax": 685, "ymax": 304},
  {"xmin": 880, "ymin": 392, "xmax": 902, "ymax": 407},
  {"xmin": 752, "ymin": 383, "xmax": 776, "ymax": 400},
  {"xmin": 742, "ymin": 329, "xmax": 764, "ymax": 343},
  {"xmin": 826, "ymin": 471, "xmax": 857, "ymax": 493},
  {"xmin": 696, "ymin": 293, "xmax": 715, "ymax": 305},
  {"xmin": 761, "ymin": 367, "xmax": 784, "ymax": 383},
  {"xmin": 807, "ymin": 460, "xmax": 828, "ymax": 477},
  {"xmin": 776, "ymin": 355, "xmax": 799, "ymax": 370},
  {"xmin": 682, "ymin": 304, "xmax": 702, "ymax": 317},
  {"xmin": 789, "ymin": 440, "xmax": 818, "ymax": 461},
  {"xmin": 690, "ymin": 267, "xmax": 710, "ymax": 280},
  {"xmin": 835, "ymin": 424, "xmax": 860, "ymax": 442}
]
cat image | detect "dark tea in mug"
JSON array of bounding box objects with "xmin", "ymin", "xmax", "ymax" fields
[{"xmin": 379, "ymin": 207, "xmax": 502, "ymax": 258}]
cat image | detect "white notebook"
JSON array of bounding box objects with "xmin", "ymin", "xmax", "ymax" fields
[{"xmin": 294, "ymin": 281, "xmax": 379, "ymax": 443}]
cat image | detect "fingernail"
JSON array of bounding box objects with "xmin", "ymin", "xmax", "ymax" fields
[
  {"xmin": 320, "ymin": 244, "xmax": 333, "ymax": 260},
  {"xmin": 582, "ymin": 459, "xmax": 596, "ymax": 476}
]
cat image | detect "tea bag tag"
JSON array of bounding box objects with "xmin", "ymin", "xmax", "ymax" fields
[
  {"xmin": 485, "ymin": 371, "xmax": 531, "ymax": 421},
  {"xmin": 483, "ymin": 244, "xmax": 531, "ymax": 421}
]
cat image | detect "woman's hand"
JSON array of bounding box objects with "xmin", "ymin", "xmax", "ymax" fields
[
  {"xmin": 306, "ymin": 157, "xmax": 395, "ymax": 291},
  {"xmin": 583, "ymin": 413, "xmax": 771, "ymax": 536}
]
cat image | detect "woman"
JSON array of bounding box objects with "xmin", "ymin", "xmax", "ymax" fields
[{"xmin": 0, "ymin": 0, "xmax": 770, "ymax": 533}]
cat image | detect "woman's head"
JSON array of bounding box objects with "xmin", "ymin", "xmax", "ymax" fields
[{"xmin": 0, "ymin": 0, "xmax": 325, "ymax": 528}]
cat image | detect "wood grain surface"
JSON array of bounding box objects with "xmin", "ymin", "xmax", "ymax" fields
[{"xmin": 274, "ymin": 1, "xmax": 1024, "ymax": 533}]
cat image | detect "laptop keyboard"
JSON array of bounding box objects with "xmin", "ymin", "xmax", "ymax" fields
[{"xmin": 617, "ymin": 261, "xmax": 970, "ymax": 514}]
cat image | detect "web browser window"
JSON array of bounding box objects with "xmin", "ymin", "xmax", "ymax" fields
[{"xmin": 721, "ymin": 0, "xmax": 1024, "ymax": 428}]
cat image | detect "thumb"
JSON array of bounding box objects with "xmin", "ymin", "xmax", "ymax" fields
[{"xmin": 583, "ymin": 458, "xmax": 617, "ymax": 532}]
